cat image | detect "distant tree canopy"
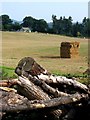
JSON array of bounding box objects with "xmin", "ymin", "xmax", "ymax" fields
[
  {"xmin": 22, "ymin": 16, "xmax": 48, "ymax": 32},
  {"xmin": 52, "ymin": 15, "xmax": 73, "ymax": 36},
  {"xmin": 0, "ymin": 14, "xmax": 12, "ymax": 31},
  {"xmin": 52, "ymin": 15, "xmax": 90, "ymax": 37},
  {"xmin": 0, "ymin": 14, "xmax": 90, "ymax": 38},
  {"xmin": 0, "ymin": 14, "xmax": 21, "ymax": 31}
]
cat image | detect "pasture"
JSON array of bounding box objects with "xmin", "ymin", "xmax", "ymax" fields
[{"xmin": 2, "ymin": 31, "xmax": 88, "ymax": 76}]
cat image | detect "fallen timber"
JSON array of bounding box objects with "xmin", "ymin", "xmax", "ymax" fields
[{"xmin": 0, "ymin": 57, "xmax": 90, "ymax": 120}]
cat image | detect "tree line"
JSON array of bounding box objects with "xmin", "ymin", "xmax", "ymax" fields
[{"xmin": 0, "ymin": 14, "xmax": 90, "ymax": 37}]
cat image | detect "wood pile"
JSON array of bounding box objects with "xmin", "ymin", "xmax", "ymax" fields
[
  {"xmin": 60, "ymin": 42, "xmax": 80, "ymax": 58},
  {"xmin": 0, "ymin": 57, "xmax": 90, "ymax": 120}
]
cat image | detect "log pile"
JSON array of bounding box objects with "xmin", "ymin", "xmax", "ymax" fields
[
  {"xmin": 0, "ymin": 57, "xmax": 90, "ymax": 120},
  {"xmin": 60, "ymin": 42, "xmax": 80, "ymax": 58}
]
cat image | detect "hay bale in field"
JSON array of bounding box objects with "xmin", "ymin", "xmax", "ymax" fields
[{"xmin": 60, "ymin": 41, "xmax": 80, "ymax": 58}]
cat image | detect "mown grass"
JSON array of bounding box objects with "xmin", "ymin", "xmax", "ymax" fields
[{"xmin": 1, "ymin": 31, "xmax": 88, "ymax": 82}]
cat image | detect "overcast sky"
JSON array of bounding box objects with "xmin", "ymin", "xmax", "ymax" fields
[{"xmin": 1, "ymin": 1, "xmax": 89, "ymax": 23}]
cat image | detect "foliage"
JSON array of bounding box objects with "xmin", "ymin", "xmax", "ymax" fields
[
  {"xmin": 22, "ymin": 16, "xmax": 34, "ymax": 28},
  {"xmin": 72, "ymin": 22, "xmax": 83, "ymax": 37},
  {"xmin": 0, "ymin": 14, "xmax": 12, "ymax": 31},
  {"xmin": 52, "ymin": 15, "xmax": 90, "ymax": 37},
  {"xmin": 22, "ymin": 16, "xmax": 48, "ymax": 32},
  {"xmin": 52, "ymin": 15, "xmax": 72, "ymax": 36},
  {"xmin": 11, "ymin": 22, "xmax": 22, "ymax": 31},
  {"xmin": 0, "ymin": 14, "xmax": 90, "ymax": 37}
]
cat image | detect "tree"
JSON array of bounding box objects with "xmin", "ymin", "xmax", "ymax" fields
[
  {"xmin": 52, "ymin": 15, "xmax": 58, "ymax": 33},
  {"xmin": 82, "ymin": 17, "xmax": 90, "ymax": 37},
  {"xmin": 11, "ymin": 22, "xmax": 21, "ymax": 31},
  {"xmin": 61, "ymin": 16, "xmax": 72, "ymax": 36},
  {"xmin": 22, "ymin": 16, "xmax": 35, "ymax": 29},
  {"xmin": 35, "ymin": 19, "xmax": 48, "ymax": 32},
  {"xmin": 82, "ymin": 17, "xmax": 87, "ymax": 37},
  {"xmin": 0, "ymin": 14, "xmax": 12, "ymax": 31},
  {"xmin": 72, "ymin": 22, "xmax": 83, "ymax": 37},
  {"xmin": 87, "ymin": 18, "xmax": 90, "ymax": 37},
  {"xmin": 22, "ymin": 16, "xmax": 48, "ymax": 33},
  {"xmin": 52, "ymin": 15, "xmax": 73, "ymax": 36}
]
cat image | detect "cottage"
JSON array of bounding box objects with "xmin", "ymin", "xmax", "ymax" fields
[{"xmin": 20, "ymin": 27, "xmax": 31, "ymax": 33}]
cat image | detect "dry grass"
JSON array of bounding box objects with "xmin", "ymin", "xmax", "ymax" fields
[{"xmin": 2, "ymin": 31, "xmax": 88, "ymax": 75}]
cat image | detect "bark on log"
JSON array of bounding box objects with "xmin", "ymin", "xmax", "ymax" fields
[
  {"xmin": 23, "ymin": 75, "xmax": 71, "ymax": 97},
  {"xmin": 17, "ymin": 76, "xmax": 50, "ymax": 100},
  {"xmin": 0, "ymin": 90, "xmax": 88, "ymax": 112},
  {"xmin": 37, "ymin": 74, "xmax": 89, "ymax": 93},
  {"xmin": 15, "ymin": 57, "xmax": 50, "ymax": 77},
  {"xmin": 17, "ymin": 76, "xmax": 90, "ymax": 119},
  {"xmin": 1, "ymin": 57, "xmax": 89, "ymax": 120},
  {"xmin": 15, "ymin": 57, "xmax": 90, "ymax": 94},
  {"xmin": 17, "ymin": 76, "xmax": 65, "ymax": 118},
  {"xmin": 0, "ymin": 79, "xmax": 18, "ymax": 87}
]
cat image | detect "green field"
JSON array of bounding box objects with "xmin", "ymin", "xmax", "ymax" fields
[{"xmin": 1, "ymin": 31, "xmax": 88, "ymax": 76}]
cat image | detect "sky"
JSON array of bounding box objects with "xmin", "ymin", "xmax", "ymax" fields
[{"xmin": 1, "ymin": 1, "xmax": 89, "ymax": 23}]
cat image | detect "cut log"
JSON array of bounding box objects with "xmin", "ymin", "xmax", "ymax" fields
[
  {"xmin": 0, "ymin": 90, "xmax": 88, "ymax": 112},
  {"xmin": 15, "ymin": 57, "xmax": 50, "ymax": 77},
  {"xmin": 27, "ymin": 75, "xmax": 70, "ymax": 97},
  {"xmin": 37, "ymin": 74, "xmax": 89, "ymax": 93},
  {"xmin": 1, "ymin": 56, "xmax": 89, "ymax": 120},
  {"xmin": 15, "ymin": 57, "xmax": 90, "ymax": 94},
  {"xmin": 30, "ymin": 73, "xmax": 89, "ymax": 94},
  {"xmin": 17, "ymin": 76, "xmax": 50, "ymax": 100},
  {"xmin": 17, "ymin": 76, "xmax": 90, "ymax": 119},
  {"xmin": 0, "ymin": 87, "xmax": 17, "ymax": 92},
  {"xmin": 17, "ymin": 76, "xmax": 65, "ymax": 118},
  {"xmin": 0, "ymin": 79, "xmax": 18, "ymax": 87}
]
